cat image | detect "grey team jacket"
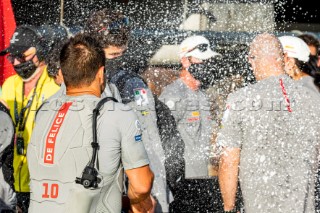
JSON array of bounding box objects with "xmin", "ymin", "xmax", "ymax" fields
[
  {"xmin": 160, "ymin": 79, "xmax": 215, "ymax": 179},
  {"xmin": 27, "ymin": 95, "xmax": 149, "ymax": 213}
]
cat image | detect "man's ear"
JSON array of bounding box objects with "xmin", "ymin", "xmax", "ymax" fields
[
  {"xmin": 54, "ymin": 69, "xmax": 64, "ymax": 85},
  {"xmin": 97, "ymin": 66, "xmax": 105, "ymax": 84},
  {"xmin": 181, "ymin": 57, "xmax": 191, "ymax": 69}
]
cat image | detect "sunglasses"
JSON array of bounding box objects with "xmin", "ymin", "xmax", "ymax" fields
[
  {"xmin": 188, "ymin": 44, "xmax": 209, "ymax": 54},
  {"xmin": 6, "ymin": 53, "xmax": 35, "ymax": 64},
  {"xmin": 98, "ymin": 17, "xmax": 130, "ymax": 34}
]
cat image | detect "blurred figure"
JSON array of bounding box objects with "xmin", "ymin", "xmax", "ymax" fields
[
  {"xmin": 296, "ymin": 33, "xmax": 320, "ymax": 213},
  {"xmin": 159, "ymin": 35, "xmax": 223, "ymax": 212},
  {"xmin": 46, "ymin": 39, "xmax": 68, "ymax": 86},
  {"xmin": 206, "ymin": 74, "xmax": 245, "ymax": 176},
  {"xmin": 27, "ymin": 34, "xmax": 155, "ymax": 213},
  {"xmin": 0, "ymin": 25, "xmax": 60, "ymax": 212},
  {"xmin": 85, "ymin": 9, "xmax": 172, "ymax": 212},
  {"xmin": 141, "ymin": 66, "xmax": 179, "ymax": 97},
  {"xmin": 139, "ymin": 66, "xmax": 186, "ymax": 212},
  {"xmin": 279, "ymin": 35, "xmax": 320, "ymax": 92},
  {"xmin": 298, "ymin": 33, "xmax": 320, "ymax": 69},
  {"xmin": 218, "ymin": 33, "xmax": 320, "ymax": 213},
  {"xmin": 0, "ymin": 101, "xmax": 16, "ymax": 212}
]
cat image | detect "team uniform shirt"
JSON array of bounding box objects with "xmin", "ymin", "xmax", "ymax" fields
[
  {"xmin": 0, "ymin": 109, "xmax": 16, "ymax": 210},
  {"xmin": 1, "ymin": 67, "xmax": 60, "ymax": 192},
  {"xmin": 217, "ymin": 75, "xmax": 320, "ymax": 213},
  {"xmin": 298, "ymin": 75, "xmax": 320, "ymax": 94},
  {"xmin": 110, "ymin": 70, "xmax": 146, "ymax": 104},
  {"xmin": 110, "ymin": 69, "xmax": 172, "ymax": 212},
  {"xmin": 27, "ymin": 95, "xmax": 149, "ymax": 213},
  {"xmin": 160, "ymin": 78, "xmax": 214, "ymax": 178},
  {"xmin": 49, "ymin": 83, "xmax": 122, "ymax": 102}
]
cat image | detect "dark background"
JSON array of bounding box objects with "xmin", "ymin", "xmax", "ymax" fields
[
  {"xmin": 9, "ymin": 0, "xmax": 319, "ymax": 85},
  {"xmin": 11, "ymin": 0, "xmax": 320, "ymax": 31}
]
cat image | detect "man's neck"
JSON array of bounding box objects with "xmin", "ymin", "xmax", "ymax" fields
[
  {"xmin": 293, "ymin": 71, "xmax": 309, "ymax": 80},
  {"xmin": 66, "ymin": 86, "xmax": 101, "ymax": 98},
  {"xmin": 24, "ymin": 66, "xmax": 44, "ymax": 97},
  {"xmin": 180, "ymin": 68, "xmax": 200, "ymax": 91}
]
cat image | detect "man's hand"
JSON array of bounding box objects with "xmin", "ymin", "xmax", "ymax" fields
[
  {"xmin": 129, "ymin": 195, "xmax": 156, "ymax": 213},
  {"xmin": 125, "ymin": 165, "xmax": 154, "ymax": 213}
]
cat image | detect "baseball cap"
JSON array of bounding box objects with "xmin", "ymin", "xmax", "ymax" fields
[
  {"xmin": 179, "ymin": 35, "xmax": 221, "ymax": 60},
  {"xmin": 278, "ymin": 35, "xmax": 310, "ymax": 62},
  {"xmin": 0, "ymin": 26, "xmax": 40, "ymax": 56}
]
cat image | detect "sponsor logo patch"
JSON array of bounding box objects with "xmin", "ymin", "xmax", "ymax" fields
[
  {"xmin": 187, "ymin": 117, "xmax": 200, "ymax": 122},
  {"xmin": 165, "ymin": 100, "xmax": 175, "ymax": 109},
  {"xmin": 44, "ymin": 102, "xmax": 72, "ymax": 164},
  {"xmin": 134, "ymin": 88, "xmax": 149, "ymax": 106},
  {"xmin": 141, "ymin": 110, "xmax": 149, "ymax": 116},
  {"xmin": 135, "ymin": 134, "xmax": 142, "ymax": 142},
  {"xmin": 191, "ymin": 111, "xmax": 200, "ymax": 117}
]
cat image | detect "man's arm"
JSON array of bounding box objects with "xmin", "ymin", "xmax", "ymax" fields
[
  {"xmin": 218, "ymin": 147, "xmax": 240, "ymax": 211},
  {"xmin": 125, "ymin": 165, "xmax": 155, "ymax": 213}
]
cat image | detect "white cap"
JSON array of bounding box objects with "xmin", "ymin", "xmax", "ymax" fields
[
  {"xmin": 179, "ymin": 35, "xmax": 221, "ymax": 60},
  {"xmin": 278, "ymin": 36, "xmax": 310, "ymax": 62}
]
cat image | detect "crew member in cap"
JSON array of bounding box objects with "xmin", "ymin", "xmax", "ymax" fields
[
  {"xmin": 159, "ymin": 35, "xmax": 223, "ymax": 212},
  {"xmin": 0, "ymin": 25, "xmax": 60, "ymax": 212},
  {"xmin": 279, "ymin": 35, "xmax": 320, "ymax": 93}
]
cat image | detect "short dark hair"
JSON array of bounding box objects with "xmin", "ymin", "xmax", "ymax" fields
[
  {"xmin": 60, "ymin": 33, "xmax": 105, "ymax": 88},
  {"xmin": 84, "ymin": 9, "xmax": 130, "ymax": 48}
]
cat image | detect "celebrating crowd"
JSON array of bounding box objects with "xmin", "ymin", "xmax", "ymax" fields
[{"xmin": 0, "ymin": 8, "xmax": 320, "ymax": 213}]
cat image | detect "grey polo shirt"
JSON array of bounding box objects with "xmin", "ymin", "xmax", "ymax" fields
[
  {"xmin": 217, "ymin": 75, "xmax": 320, "ymax": 213},
  {"xmin": 28, "ymin": 95, "xmax": 149, "ymax": 213},
  {"xmin": 160, "ymin": 79, "xmax": 215, "ymax": 178},
  {"xmin": 0, "ymin": 110, "xmax": 16, "ymax": 210},
  {"xmin": 298, "ymin": 75, "xmax": 320, "ymax": 94},
  {"xmin": 49, "ymin": 83, "xmax": 122, "ymax": 102}
]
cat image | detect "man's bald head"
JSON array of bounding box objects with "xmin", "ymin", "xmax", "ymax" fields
[{"xmin": 248, "ymin": 33, "xmax": 285, "ymax": 81}]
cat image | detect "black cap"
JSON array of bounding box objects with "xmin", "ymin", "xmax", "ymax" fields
[{"xmin": 0, "ymin": 26, "xmax": 40, "ymax": 56}]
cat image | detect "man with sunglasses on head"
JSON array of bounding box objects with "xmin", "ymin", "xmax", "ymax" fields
[
  {"xmin": 0, "ymin": 25, "xmax": 60, "ymax": 212},
  {"xmin": 85, "ymin": 9, "xmax": 172, "ymax": 212},
  {"xmin": 159, "ymin": 35, "xmax": 223, "ymax": 212}
]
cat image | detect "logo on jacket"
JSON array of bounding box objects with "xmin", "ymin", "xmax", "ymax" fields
[{"xmin": 134, "ymin": 88, "xmax": 149, "ymax": 106}]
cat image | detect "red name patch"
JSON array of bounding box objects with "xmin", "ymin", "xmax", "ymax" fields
[
  {"xmin": 44, "ymin": 102, "xmax": 72, "ymax": 164},
  {"xmin": 187, "ymin": 117, "xmax": 200, "ymax": 122}
]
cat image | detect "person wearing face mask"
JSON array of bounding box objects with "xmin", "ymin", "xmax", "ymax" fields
[
  {"xmin": 159, "ymin": 35, "xmax": 223, "ymax": 212},
  {"xmin": 0, "ymin": 25, "xmax": 60, "ymax": 212},
  {"xmin": 85, "ymin": 9, "xmax": 173, "ymax": 212},
  {"xmin": 27, "ymin": 33, "xmax": 155, "ymax": 213}
]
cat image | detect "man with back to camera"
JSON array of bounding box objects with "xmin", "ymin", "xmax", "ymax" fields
[
  {"xmin": 218, "ymin": 33, "xmax": 320, "ymax": 213},
  {"xmin": 0, "ymin": 101, "xmax": 16, "ymax": 212},
  {"xmin": 159, "ymin": 35, "xmax": 223, "ymax": 212},
  {"xmin": 27, "ymin": 33, "xmax": 155, "ymax": 213},
  {"xmin": 85, "ymin": 9, "xmax": 172, "ymax": 212},
  {"xmin": 0, "ymin": 25, "xmax": 60, "ymax": 212}
]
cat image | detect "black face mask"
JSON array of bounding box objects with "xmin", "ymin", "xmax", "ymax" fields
[
  {"xmin": 188, "ymin": 58, "xmax": 219, "ymax": 89},
  {"xmin": 13, "ymin": 60, "xmax": 38, "ymax": 80},
  {"xmin": 105, "ymin": 57, "xmax": 124, "ymax": 79}
]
